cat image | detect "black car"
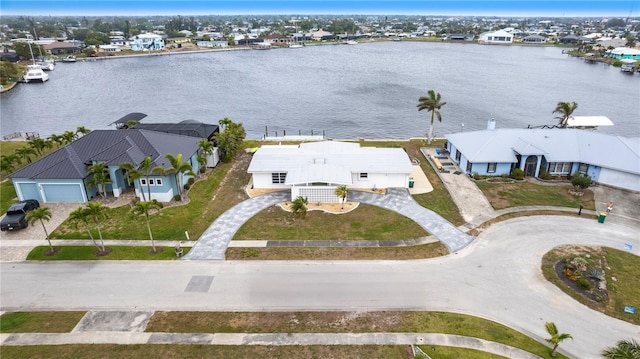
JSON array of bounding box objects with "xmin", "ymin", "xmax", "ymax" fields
[{"xmin": 0, "ymin": 199, "xmax": 40, "ymax": 231}]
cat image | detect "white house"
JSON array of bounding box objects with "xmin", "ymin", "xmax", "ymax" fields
[
  {"xmin": 479, "ymin": 29, "xmax": 514, "ymax": 44},
  {"xmin": 130, "ymin": 33, "xmax": 165, "ymax": 51},
  {"xmin": 247, "ymin": 141, "xmax": 413, "ymax": 202}
]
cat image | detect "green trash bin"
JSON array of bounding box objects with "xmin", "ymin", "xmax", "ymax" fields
[
  {"xmin": 598, "ymin": 213, "xmax": 607, "ymax": 223},
  {"xmin": 409, "ymin": 177, "xmax": 414, "ymax": 188}
]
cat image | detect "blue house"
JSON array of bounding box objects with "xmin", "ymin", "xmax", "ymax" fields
[
  {"xmin": 9, "ymin": 129, "xmax": 203, "ymax": 203},
  {"xmin": 130, "ymin": 33, "xmax": 165, "ymax": 51},
  {"xmin": 444, "ymin": 124, "xmax": 640, "ymax": 192}
]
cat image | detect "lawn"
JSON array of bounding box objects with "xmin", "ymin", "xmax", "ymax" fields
[
  {"xmin": 541, "ymin": 245, "xmax": 640, "ymax": 325},
  {"xmin": 26, "ymin": 246, "xmax": 189, "ymax": 260},
  {"xmin": 233, "ymin": 203, "xmax": 429, "ymax": 240},
  {"xmin": 1, "ymin": 179, "xmax": 18, "ymax": 213},
  {"xmin": 476, "ymin": 181, "xmax": 595, "ymax": 210},
  {"xmin": 0, "ymin": 311, "xmax": 85, "ymax": 333}
]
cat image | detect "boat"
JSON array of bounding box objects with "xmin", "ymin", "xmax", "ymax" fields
[
  {"xmin": 345, "ymin": 40, "xmax": 358, "ymax": 45},
  {"xmin": 620, "ymin": 63, "xmax": 635, "ymax": 73},
  {"xmin": 36, "ymin": 58, "xmax": 55, "ymax": 71},
  {"xmin": 253, "ymin": 42, "xmax": 271, "ymax": 50},
  {"xmin": 62, "ymin": 55, "xmax": 77, "ymax": 62},
  {"xmin": 23, "ymin": 64, "xmax": 49, "ymax": 83},
  {"xmin": 289, "ymin": 43, "xmax": 304, "ymax": 48}
]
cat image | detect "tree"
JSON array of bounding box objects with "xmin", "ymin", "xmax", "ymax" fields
[
  {"xmin": 417, "ymin": 90, "xmax": 447, "ymax": 144},
  {"xmin": 137, "ymin": 156, "xmax": 156, "ymax": 201},
  {"xmin": 571, "ymin": 173, "xmax": 592, "ymax": 192},
  {"xmin": 26, "ymin": 207, "xmax": 54, "ymax": 253},
  {"xmin": 68, "ymin": 207, "xmax": 103, "ymax": 253},
  {"xmin": 87, "ymin": 161, "xmax": 111, "ymax": 199},
  {"xmin": 85, "ymin": 202, "xmax": 108, "ymax": 252},
  {"xmin": 196, "ymin": 153, "xmax": 207, "ymax": 177},
  {"xmin": 291, "ymin": 196, "xmax": 309, "ymax": 218},
  {"xmin": 601, "ymin": 338, "xmax": 640, "ymax": 359},
  {"xmin": 553, "ymin": 101, "xmax": 578, "ymax": 128},
  {"xmin": 61, "ymin": 130, "xmax": 78, "ymax": 144},
  {"xmin": 130, "ymin": 200, "xmax": 162, "ymax": 253},
  {"xmin": 28, "ymin": 137, "xmax": 49, "ymax": 156},
  {"xmin": 163, "ymin": 153, "xmax": 194, "ymax": 202},
  {"xmin": 545, "ymin": 322, "xmax": 573, "ymax": 357},
  {"xmin": 119, "ymin": 162, "xmax": 146, "ymax": 201},
  {"xmin": 76, "ymin": 126, "xmax": 91, "ymax": 137},
  {"xmin": 198, "ymin": 138, "xmax": 215, "ymax": 168},
  {"xmin": 335, "ymin": 185, "xmax": 348, "ymax": 210},
  {"xmin": 214, "ymin": 118, "xmax": 246, "ymax": 163},
  {"xmin": 14, "ymin": 146, "xmax": 36, "ymax": 164},
  {"xmin": 0, "ymin": 154, "xmax": 21, "ymax": 175}
]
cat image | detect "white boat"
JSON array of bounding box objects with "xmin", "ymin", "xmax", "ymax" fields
[
  {"xmin": 37, "ymin": 58, "xmax": 55, "ymax": 71},
  {"xmin": 62, "ymin": 55, "xmax": 77, "ymax": 62},
  {"xmin": 345, "ymin": 40, "xmax": 358, "ymax": 45},
  {"xmin": 620, "ymin": 63, "xmax": 635, "ymax": 73},
  {"xmin": 23, "ymin": 65, "xmax": 49, "ymax": 83},
  {"xmin": 289, "ymin": 43, "xmax": 304, "ymax": 48}
]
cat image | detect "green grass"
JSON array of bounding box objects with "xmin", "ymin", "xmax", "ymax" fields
[
  {"xmin": 233, "ymin": 203, "xmax": 429, "ymax": 240},
  {"xmin": 1, "ymin": 179, "xmax": 18, "ymax": 213},
  {"xmin": 0, "ymin": 311, "xmax": 85, "ymax": 333},
  {"xmin": 26, "ymin": 246, "xmax": 189, "ymax": 260},
  {"xmin": 417, "ymin": 345, "xmax": 507, "ymax": 359},
  {"xmin": 476, "ymin": 181, "xmax": 595, "ymax": 210}
]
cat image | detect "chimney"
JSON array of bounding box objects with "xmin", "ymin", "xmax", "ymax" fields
[{"xmin": 487, "ymin": 118, "xmax": 496, "ymax": 131}]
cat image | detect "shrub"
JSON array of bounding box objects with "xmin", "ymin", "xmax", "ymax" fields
[
  {"xmin": 184, "ymin": 183, "xmax": 190, "ymax": 191},
  {"xmin": 188, "ymin": 177, "xmax": 195, "ymax": 185},
  {"xmin": 472, "ymin": 172, "xmax": 480, "ymax": 180},
  {"xmin": 199, "ymin": 167, "xmax": 206, "ymax": 173},
  {"xmin": 510, "ymin": 168, "xmax": 524, "ymax": 180},
  {"xmin": 571, "ymin": 173, "xmax": 592, "ymax": 191},
  {"xmin": 539, "ymin": 169, "xmax": 552, "ymax": 180},
  {"xmin": 577, "ymin": 278, "xmax": 591, "ymax": 290},
  {"xmin": 173, "ymin": 195, "xmax": 181, "ymax": 202}
]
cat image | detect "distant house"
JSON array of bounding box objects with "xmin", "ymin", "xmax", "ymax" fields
[
  {"xmin": 247, "ymin": 141, "xmax": 413, "ymax": 202},
  {"xmin": 608, "ymin": 47, "xmax": 640, "ymax": 61},
  {"xmin": 478, "ymin": 30, "xmax": 513, "ymax": 44},
  {"xmin": 196, "ymin": 41, "xmax": 228, "ymax": 48},
  {"xmin": 130, "ymin": 33, "xmax": 165, "ymax": 51},
  {"xmin": 42, "ymin": 42, "xmax": 80, "ymax": 55},
  {"xmin": 521, "ymin": 35, "xmax": 547, "ymax": 43},
  {"xmin": 310, "ymin": 29, "xmax": 334, "ymax": 41},
  {"xmin": 263, "ymin": 33, "xmax": 294, "ymax": 45},
  {"xmin": 559, "ymin": 34, "xmax": 591, "ymax": 44},
  {"xmin": 9, "ymin": 130, "xmax": 205, "ymax": 203},
  {"xmin": 99, "ymin": 45, "xmax": 121, "ymax": 53},
  {"xmin": 444, "ymin": 122, "xmax": 640, "ymax": 192}
]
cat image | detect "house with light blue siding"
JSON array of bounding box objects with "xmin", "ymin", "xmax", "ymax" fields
[
  {"xmin": 445, "ymin": 123, "xmax": 640, "ymax": 192},
  {"xmin": 9, "ymin": 129, "xmax": 202, "ymax": 203}
]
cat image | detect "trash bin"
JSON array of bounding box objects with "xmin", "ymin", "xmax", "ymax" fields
[
  {"xmin": 598, "ymin": 213, "xmax": 607, "ymax": 223},
  {"xmin": 409, "ymin": 177, "xmax": 414, "ymax": 188},
  {"xmin": 435, "ymin": 149, "xmax": 441, "ymax": 155}
]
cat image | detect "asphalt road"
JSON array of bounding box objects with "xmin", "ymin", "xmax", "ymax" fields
[{"xmin": 1, "ymin": 216, "xmax": 638, "ymax": 358}]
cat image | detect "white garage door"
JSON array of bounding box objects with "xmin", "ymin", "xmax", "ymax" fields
[{"xmin": 598, "ymin": 168, "xmax": 640, "ymax": 192}]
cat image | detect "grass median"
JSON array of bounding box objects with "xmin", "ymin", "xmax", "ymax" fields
[
  {"xmin": 476, "ymin": 181, "xmax": 595, "ymax": 210},
  {"xmin": 26, "ymin": 245, "xmax": 189, "ymax": 260}
]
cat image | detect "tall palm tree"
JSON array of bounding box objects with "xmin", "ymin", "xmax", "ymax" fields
[
  {"xmin": 119, "ymin": 162, "xmax": 146, "ymax": 201},
  {"xmin": 291, "ymin": 196, "xmax": 309, "ymax": 218},
  {"xmin": 76, "ymin": 126, "xmax": 91, "ymax": 137},
  {"xmin": 61, "ymin": 130, "xmax": 78, "ymax": 144},
  {"xmin": 335, "ymin": 185, "xmax": 348, "ymax": 210},
  {"xmin": 14, "ymin": 146, "xmax": 36, "ymax": 164},
  {"xmin": 48, "ymin": 133, "xmax": 64, "ymax": 148},
  {"xmin": 26, "ymin": 207, "xmax": 54, "ymax": 253},
  {"xmin": 196, "ymin": 153, "xmax": 207, "ymax": 177},
  {"xmin": 137, "ymin": 156, "xmax": 156, "ymax": 201},
  {"xmin": 130, "ymin": 200, "xmax": 162, "ymax": 253},
  {"xmin": 163, "ymin": 153, "xmax": 194, "ymax": 202},
  {"xmin": 85, "ymin": 202, "xmax": 108, "ymax": 252},
  {"xmin": 87, "ymin": 161, "xmax": 111, "ymax": 199},
  {"xmin": 417, "ymin": 90, "xmax": 447, "ymax": 144},
  {"xmin": 545, "ymin": 322, "xmax": 573, "ymax": 357},
  {"xmin": 68, "ymin": 207, "xmax": 102, "ymax": 252},
  {"xmin": 553, "ymin": 101, "xmax": 578, "ymax": 128},
  {"xmin": 28, "ymin": 137, "xmax": 48, "ymax": 155},
  {"xmin": 602, "ymin": 338, "xmax": 640, "ymax": 359}
]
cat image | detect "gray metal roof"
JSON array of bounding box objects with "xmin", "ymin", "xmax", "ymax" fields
[
  {"xmin": 109, "ymin": 112, "xmax": 148, "ymax": 126},
  {"xmin": 248, "ymin": 141, "xmax": 413, "ymax": 183},
  {"xmin": 130, "ymin": 121, "xmax": 219, "ymax": 141},
  {"xmin": 446, "ymin": 129, "xmax": 640, "ymax": 174},
  {"xmin": 9, "ymin": 129, "xmax": 200, "ymax": 180}
]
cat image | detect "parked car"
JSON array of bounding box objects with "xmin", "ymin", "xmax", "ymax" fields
[{"xmin": 0, "ymin": 199, "xmax": 40, "ymax": 231}]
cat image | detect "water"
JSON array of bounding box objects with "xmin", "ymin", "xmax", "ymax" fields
[{"xmin": 1, "ymin": 41, "xmax": 639, "ymax": 139}]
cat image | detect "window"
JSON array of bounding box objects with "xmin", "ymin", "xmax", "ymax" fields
[
  {"xmin": 148, "ymin": 179, "xmax": 155, "ymax": 186},
  {"xmin": 455, "ymin": 150, "xmax": 461, "ymax": 162},
  {"xmin": 547, "ymin": 162, "xmax": 572, "ymax": 174},
  {"xmin": 155, "ymin": 178, "xmax": 163, "ymax": 186},
  {"xmin": 487, "ymin": 162, "xmax": 497, "ymax": 173},
  {"xmin": 140, "ymin": 178, "xmax": 147, "ymax": 185},
  {"xmin": 359, "ymin": 173, "xmax": 368, "ymax": 180},
  {"xmin": 466, "ymin": 161, "xmax": 472, "ymax": 172},
  {"xmin": 272, "ymin": 172, "xmax": 286, "ymax": 184},
  {"xmin": 578, "ymin": 163, "xmax": 588, "ymax": 173}
]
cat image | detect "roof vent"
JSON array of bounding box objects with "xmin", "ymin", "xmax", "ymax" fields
[{"xmin": 313, "ymin": 158, "xmax": 326, "ymax": 164}]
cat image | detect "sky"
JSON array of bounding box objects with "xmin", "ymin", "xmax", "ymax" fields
[{"xmin": 0, "ymin": 0, "xmax": 638, "ymax": 17}]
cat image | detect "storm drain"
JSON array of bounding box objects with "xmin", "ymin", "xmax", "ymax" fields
[{"xmin": 185, "ymin": 275, "xmax": 214, "ymax": 293}]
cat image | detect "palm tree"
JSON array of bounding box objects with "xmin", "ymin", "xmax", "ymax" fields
[
  {"xmin": 76, "ymin": 126, "xmax": 91, "ymax": 137},
  {"xmin": 25, "ymin": 207, "xmax": 54, "ymax": 253},
  {"xmin": 28, "ymin": 137, "xmax": 48, "ymax": 155},
  {"xmin": 602, "ymin": 338, "xmax": 640, "ymax": 359},
  {"xmin": 291, "ymin": 196, "xmax": 309, "ymax": 218},
  {"xmin": 417, "ymin": 90, "xmax": 447, "ymax": 144},
  {"xmin": 48, "ymin": 134, "xmax": 64, "ymax": 148},
  {"xmin": 87, "ymin": 161, "xmax": 111, "ymax": 199},
  {"xmin": 68, "ymin": 207, "xmax": 102, "ymax": 253},
  {"xmin": 85, "ymin": 202, "xmax": 108, "ymax": 252},
  {"xmin": 545, "ymin": 322, "xmax": 573, "ymax": 357},
  {"xmin": 553, "ymin": 101, "xmax": 578, "ymax": 128},
  {"xmin": 335, "ymin": 185, "xmax": 348, "ymax": 210},
  {"xmin": 163, "ymin": 153, "xmax": 194, "ymax": 202},
  {"xmin": 196, "ymin": 153, "xmax": 207, "ymax": 177},
  {"xmin": 14, "ymin": 146, "xmax": 36, "ymax": 164},
  {"xmin": 137, "ymin": 156, "xmax": 156, "ymax": 201},
  {"xmin": 119, "ymin": 162, "xmax": 146, "ymax": 201},
  {"xmin": 61, "ymin": 130, "xmax": 78, "ymax": 144},
  {"xmin": 1, "ymin": 153, "xmax": 21, "ymax": 174},
  {"xmin": 130, "ymin": 200, "xmax": 162, "ymax": 253}
]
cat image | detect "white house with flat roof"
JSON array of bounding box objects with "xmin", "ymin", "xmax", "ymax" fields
[
  {"xmin": 247, "ymin": 141, "xmax": 413, "ymax": 202},
  {"xmin": 445, "ymin": 124, "xmax": 640, "ymax": 192},
  {"xmin": 479, "ymin": 29, "xmax": 514, "ymax": 44}
]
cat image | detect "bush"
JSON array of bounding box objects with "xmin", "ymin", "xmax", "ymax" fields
[
  {"xmin": 577, "ymin": 278, "xmax": 591, "ymax": 290},
  {"xmin": 472, "ymin": 172, "xmax": 480, "ymax": 180},
  {"xmin": 188, "ymin": 177, "xmax": 195, "ymax": 185},
  {"xmin": 184, "ymin": 183, "xmax": 190, "ymax": 191},
  {"xmin": 173, "ymin": 195, "xmax": 181, "ymax": 201},
  {"xmin": 571, "ymin": 173, "xmax": 592, "ymax": 191},
  {"xmin": 539, "ymin": 169, "xmax": 552, "ymax": 180},
  {"xmin": 510, "ymin": 168, "xmax": 524, "ymax": 180}
]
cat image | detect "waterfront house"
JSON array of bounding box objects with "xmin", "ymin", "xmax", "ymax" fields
[
  {"xmin": 521, "ymin": 35, "xmax": 547, "ymax": 43},
  {"xmin": 608, "ymin": 47, "xmax": 640, "ymax": 61},
  {"xmin": 444, "ymin": 121, "xmax": 640, "ymax": 192},
  {"xmin": 247, "ymin": 141, "xmax": 413, "ymax": 202},
  {"xmin": 478, "ymin": 30, "xmax": 513, "ymax": 44},
  {"xmin": 9, "ymin": 130, "xmax": 203, "ymax": 203},
  {"xmin": 43, "ymin": 42, "xmax": 80, "ymax": 55},
  {"xmin": 130, "ymin": 33, "xmax": 165, "ymax": 51}
]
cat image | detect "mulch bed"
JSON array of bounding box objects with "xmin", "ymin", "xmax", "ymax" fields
[{"xmin": 553, "ymin": 261, "xmax": 608, "ymax": 303}]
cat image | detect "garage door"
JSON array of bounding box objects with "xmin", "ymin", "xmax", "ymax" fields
[
  {"xmin": 598, "ymin": 168, "xmax": 640, "ymax": 192},
  {"xmin": 42, "ymin": 184, "xmax": 85, "ymax": 202},
  {"xmin": 16, "ymin": 183, "xmax": 43, "ymax": 202}
]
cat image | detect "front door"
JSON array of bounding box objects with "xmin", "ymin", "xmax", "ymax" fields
[{"xmin": 524, "ymin": 156, "xmax": 538, "ymax": 177}]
